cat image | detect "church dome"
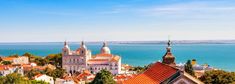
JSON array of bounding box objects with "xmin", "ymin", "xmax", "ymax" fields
[{"xmin": 100, "ymin": 42, "xmax": 111, "ymax": 54}]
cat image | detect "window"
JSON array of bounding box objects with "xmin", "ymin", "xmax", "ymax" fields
[{"xmin": 70, "ymin": 70, "xmax": 72, "ymax": 74}]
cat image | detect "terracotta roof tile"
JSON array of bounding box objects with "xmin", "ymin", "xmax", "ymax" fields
[
  {"xmin": 0, "ymin": 65, "xmax": 11, "ymax": 70},
  {"xmin": 111, "ymin": 56, "xmax": 120, "ymax": 62},
  {"xmin": 2, "ymin": 57, "xmax": 16, "ymax": 61},
  {"xmin": 123, "ymin": 62, "xmax": 179, "ymax": 84}
]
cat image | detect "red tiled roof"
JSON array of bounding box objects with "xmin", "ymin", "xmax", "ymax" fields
[
  {"xmin": 84, "ymin": 70, "xmax": 91, "ymax": 74},
  {"xmin": 123, "ymin": 62, "xmax": 179, "ymax": 84},
  {"xmin": 111, "ymin": 56, "xmax": 120, "ymax": 62},
  {"xmin": 0, "ymin": 65, "xmax": 12, "ymax": 70},
  {"xmin": 2, "ymin": 57, "xmax": 16, "ymax": 61},
  {"xmin": 34, "ymin": 74, "xmax": 43, "ymax": 79}
]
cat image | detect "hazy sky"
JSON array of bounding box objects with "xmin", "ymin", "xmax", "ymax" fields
[{"xmin": 0, "ymin": 0, "xmax": 235, "ymax": 42}]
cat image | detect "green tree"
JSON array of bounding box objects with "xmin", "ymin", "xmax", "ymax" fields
[
  {"xmin": 30, "ymin": 80, "xmax": 49, "ymax": 84},
  {"xmin": 184, "ymin": 60, "xmax": 195, "ymax": 76},
  {"xmin": 25, "ymin": 69, "xmax": 41, "ymax": 79},
  {"xmin": 45, "ymin": 67, "xmax": 65, "ymax": 79},
  {"xmin": 0, "ymin": 57, "xmax": 2, "ymax": 62},
  {"xmin": 45, "ymin": 53, "xmax": 62, "ymax": 68},
  {"xmin": 129, "ymin": 63, "xmax": 152, "ymax": 74},
  {"xmin": 1, "ymin": 61, "xmax": 12, "ymax": 65},
  {"xmin": 200, "ymin": 70, "xmax": 235, "ymax": 84},
  {"xmin": 34, "ymin": 57, "xmax": 49, "ymax": 66},
  {"xmin": 0, "ymin": 73, "xmax": 49, "ymax": 84},
  {"xmin": 90, "ymin": 70, "xmax": 116, "ymax": 84},
  {"xmin": 130, "ymin": 66, "xmax": 146, "ymax": 73},
  {"xmin": 9, "ymin": 54, "xmax": 19, "ymax": 57},
  {"xmin": 4, "ymin": 73, "xmax": 23, "ymax": 84},
  {"xmin": 0, "ymin": 76, "xmax": 5, "ymax": 84}
]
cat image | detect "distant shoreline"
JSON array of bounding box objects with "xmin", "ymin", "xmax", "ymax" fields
[{"xmin": 0, "ymin": 40, "xmax": 235, "ymax": 44}]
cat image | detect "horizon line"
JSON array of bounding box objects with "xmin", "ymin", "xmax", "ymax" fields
[{"xmin": 0, "ymin": 39, "xmax": 235, "ymax": 43}]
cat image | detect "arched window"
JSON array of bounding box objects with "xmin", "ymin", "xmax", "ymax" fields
[{"xmin": 70, "ymin": 70, "xmax": 72, "ymax": 74}]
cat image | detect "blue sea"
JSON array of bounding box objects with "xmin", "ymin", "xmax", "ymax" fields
[{"xmin": 0, "ymin": 42, "xmax": 234, "ymax": 71}]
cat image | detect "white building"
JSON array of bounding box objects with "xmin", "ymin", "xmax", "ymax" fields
[
  {"xmin": 34, "ymin": 74, "xmax": 54, "ymax": 84},
  {"xmin": 55, "ymin": 78, "xmax": 75, "ymax": 84},
  {"xmin": 62, "ymin": 41, "xmax": 121, "ymax": 75},
  {"xmin": 2, "ymin": 56, "xmax": 29, "ymax": 65},
  {"xmin": 0, "ymin": 65, "xmax": 24, "ymax": 76}
]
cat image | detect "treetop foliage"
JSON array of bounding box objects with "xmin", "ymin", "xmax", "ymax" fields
[{"xmin": 90, "ymin": 70, "xmax": 116, "ymax": 84}]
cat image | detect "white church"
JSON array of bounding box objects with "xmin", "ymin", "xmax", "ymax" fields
[{"xmin": 62, "ymin": 41, "xmax": 121, "ymax": 75}]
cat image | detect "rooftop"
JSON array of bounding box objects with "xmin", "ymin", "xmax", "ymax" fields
[{"xmin": 123, "ymin": 62, "xmax": 179, "ymax": 84}]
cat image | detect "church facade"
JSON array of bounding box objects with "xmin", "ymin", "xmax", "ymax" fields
[{"xmin": 62, "ymin": 41, "xmax": 121, "ymax": 75}]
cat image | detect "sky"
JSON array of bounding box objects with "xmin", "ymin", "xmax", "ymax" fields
[{"xmin": 0, "ymin": 0, "xmax": 235, "ymax": 42}]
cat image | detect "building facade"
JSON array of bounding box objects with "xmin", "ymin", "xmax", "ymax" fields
[
  {"xmin": 34, "ymin": 74, "xmax": 54, "ymax": 84},
  {"xmin": 2, "ymin": 56, "xmax": 29, "ymax": 65},
  {"xmin": 0, "ymin": 65, "xmax": 24, "ymax": 76},
  {"xmin": 62, "ymin": 41, "xmax": 121, "ymax": 75}
]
